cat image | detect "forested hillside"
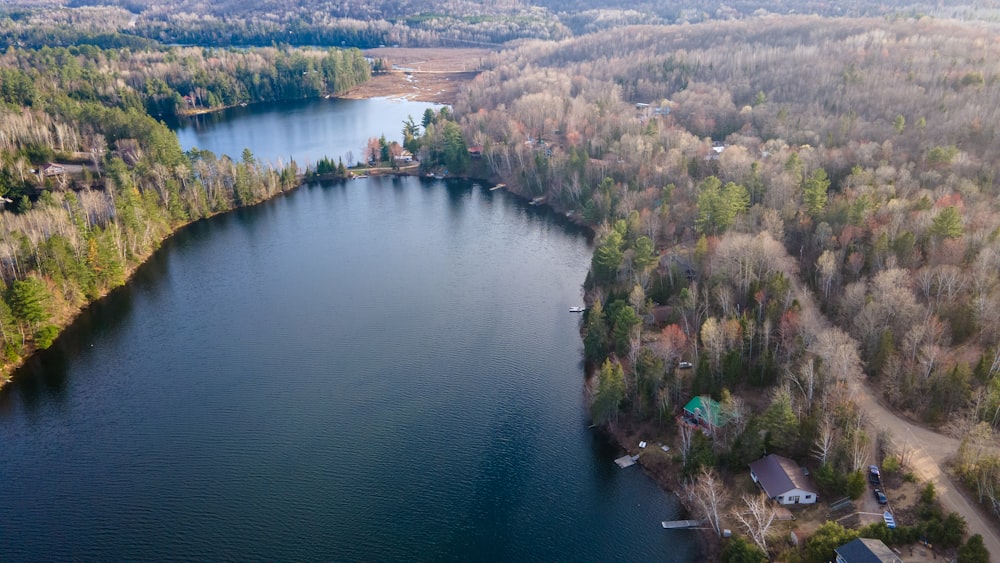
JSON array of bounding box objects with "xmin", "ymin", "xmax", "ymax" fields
[
  {"xmin": 5, "ymin": 0, "xmax": 1000, "ymax": 49},
  {"xmin": 0, "ymin": 43, "xmax": 369, "ymax": 380},
  {"xmin": 453, "ymin": 15, "xmax": 1000, "ymax": 541},
  {"xmin": 3, "ymin": 0, "xmax": 1000, "ymax": 557}
]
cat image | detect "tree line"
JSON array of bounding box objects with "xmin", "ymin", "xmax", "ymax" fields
[
  {"xmin": 0, "ymin": 40, "xmax": 380, "ymax": 381},
  {"xmin": 11, "ymin": 0, "xmax": 996, "ymax": 54},
  {"xmin": 0, "ymin": 43, "xmax": 369, "ymax": 118}
]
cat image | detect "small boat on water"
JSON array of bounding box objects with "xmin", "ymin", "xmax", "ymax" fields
[
  {"xmin": 529, "ymin": 196, "xmax": 546, "ymax": 206},
  {"xmin": 569, "ymin": 306, "xmax": 585, "ymax": 313}
]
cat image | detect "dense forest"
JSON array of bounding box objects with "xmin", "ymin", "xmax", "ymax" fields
[
  {"xmin": 4, "ymin": 0, "xmax": 1000, "ymax": 559},
  {"xmin": 1, "ymin": 43, "xmax": 369, "ymax": 117},
  {"xmin": 453, "ymin": 15, "xmax": 1000, "ymax": 559},
  {"xmin": 5, "ymin": 0, "xmax": 1000, "ymax": 50},
  {"xmin": 0, "ymin": 43, "xmax": 370, "ymax": 381}
]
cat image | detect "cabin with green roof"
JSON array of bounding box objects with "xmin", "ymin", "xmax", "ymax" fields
[{"xmin": 681, "ymin": 396, "xmax": 730, "ymax": 435}]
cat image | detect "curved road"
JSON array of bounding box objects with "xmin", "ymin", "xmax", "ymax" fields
[{"xmin": 853, "ymin": 384, "xmax": 1000, "ymax": 560}]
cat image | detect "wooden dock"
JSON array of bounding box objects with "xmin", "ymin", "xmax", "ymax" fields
[
  {"xmin": 661, "ymin": 519, "xmax": 706, "ymax": 529},
  {"xmin": 614, "ymin": 454, "xmax": 640, "ymax": 468}
]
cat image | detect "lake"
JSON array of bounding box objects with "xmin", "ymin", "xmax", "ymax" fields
[{"xmin": 0, "ymin": 97, "xmax": 701, "ymax": 561}]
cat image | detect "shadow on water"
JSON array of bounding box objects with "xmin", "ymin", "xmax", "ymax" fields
[
  {"xmin": 589, "ymin": 425, "xmax": 628, "ymax": 481},
  {"xmin": 2, "ymin": 212, "xmax": 210, "ymax": 408},
  {"xmin": 8, "ymin": 339, "xmax": 72, "ymax": 408},
  {"xmin": 488, "ymin": 188, "xmax": 595, "ymax": 244},
  {"xmin": 5, "ymin": 278, "xmax": 139, "ymax": 409},
  {"xmin": 164, "ymin": 98, "xmax": 312, "ymax": 131}
]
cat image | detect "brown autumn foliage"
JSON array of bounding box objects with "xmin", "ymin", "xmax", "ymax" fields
[{"xmin": 455, "ymin": 16, "xmax": 1000, "ymax": 443}]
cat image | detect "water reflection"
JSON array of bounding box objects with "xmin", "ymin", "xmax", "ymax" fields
[{"xmin": 0, "ymin": 99, "xmax": 697, "ymax": 561}]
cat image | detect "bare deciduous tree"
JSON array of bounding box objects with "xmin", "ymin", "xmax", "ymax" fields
[
  {"xmin": 732, "ymin": 494, "xmax": 777, "ymax": 553},
  {"xmin": 684, "ymin": 467, "xmax": 729, "ymax": 537},
  {"xmin": 812, "ymin": 413, "xmax": 836, "ymax": 466}
]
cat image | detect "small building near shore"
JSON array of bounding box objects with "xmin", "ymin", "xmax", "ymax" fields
[
  {"xmin": 749, "ymin": 454, "xmax": 818, "ymax": 505},
  {"xmin": 41, "ymin": 162, "xmax": 65, "ymax": 177},
  {"xmin": 681, "ymin": 396, "xmax": 729, "ymax": 435},
  {"xmin": 834, "ymin": 538, "xmax": 902, "ymax": 563}
]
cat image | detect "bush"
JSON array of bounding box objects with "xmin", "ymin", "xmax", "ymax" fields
[
  {"xmin": 958, "ymin": 534, "xmax": 990, "ymax": 563},
  {"xmin": 859, "ymin": 522, "xmax": 920, "ymax": 546},
  {"xmin": 804, "ymin": 522, "xmax": 859, "ymax": 563},
  {"xmin": 34, "ymin": 324, "xmax": 59, "ymax": 349},
  {"xmin": 813, "ymin": 463, "xmax": 846, "ymax": 497},
  {"xmin": 846, "ymin": 470, "xmax": 866, "ymax": 499},
  {"xmin": 881, "ymin": 455, "xmax": 900, "ymax": 474},
  {"xmin": 926, "ymin": 512, "xmax": 966, "ymax": 549},
  {"xmin": 920, "ymin": 483, "xmax": 936, "ymax": 503},
  {"xmin": 721, "ymin": 535, "xmax": 768, "ymax": 563}
]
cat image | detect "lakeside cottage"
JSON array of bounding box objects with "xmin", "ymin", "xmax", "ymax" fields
[
  {"xmin": 749, "ymin": 454, "xmax": 819, "ymax": 505},
  {"xmin": 41, "ymin": 162, "xmax": 65, "ymax": 177},
  {"xmin": 681, "ymin": 396, "xmax": 729, "ymax": 435}
]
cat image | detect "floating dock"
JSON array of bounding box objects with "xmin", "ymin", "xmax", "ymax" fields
[
  {"xmin": 661, "ymin": 520, "xmax": 706, "ymax": 529},
  {"xmin": 614, "ymin": 454, "xmax": 640, "ymax": 468}
]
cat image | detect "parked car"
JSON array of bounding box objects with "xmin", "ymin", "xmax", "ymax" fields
[
  {"xmin": 874, "ymin": 488, "xmax": 888, "ymax": 504},
  {"xmin": 869, "ymin": 465, "xmax": 881, "ymax": 485},
  {"xmin": 678, "ymin": 361, "xmax": 693, "ymax": 369}
]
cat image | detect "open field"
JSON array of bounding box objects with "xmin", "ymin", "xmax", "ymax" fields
[{"xmin": 341, "ymin": 48, "xmax": 494, "ymax": 104}]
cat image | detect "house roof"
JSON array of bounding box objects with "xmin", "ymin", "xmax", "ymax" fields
[
  {"xmin": 834, "ymin": 538, "xmax": 902, "ymax": 563},
  {"xmin": 748, "ymin": 454, "xmax": 816, "ymax": 497},
  {"xmin": 682, "ymin": 396, "xmax": 728, "ymax": 427}
]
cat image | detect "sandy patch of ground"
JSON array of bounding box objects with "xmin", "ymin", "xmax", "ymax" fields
[{"xmin": 341, "ymin": 47, "xmax": 495, "ymax": 105}]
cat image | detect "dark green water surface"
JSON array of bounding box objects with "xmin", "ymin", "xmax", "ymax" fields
[{"xmin": 0, "ymin": 97, "xmax": 700, "ymax": 561}]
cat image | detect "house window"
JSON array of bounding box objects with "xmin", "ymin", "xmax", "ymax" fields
[
  {"xmin": 805, "ymin": 495, "xmax": 812, "ymax": 500},
  {"xmin": 789, "ymin": 495, "xmax": 800, "ymax": 503},
  {"xmin": 777, "ymin": 496, "xmax": 783, "ymax": 501}
]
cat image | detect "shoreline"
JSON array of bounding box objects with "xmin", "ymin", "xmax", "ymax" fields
[
  {"xmin": 0, "ymin": 162, "xmax": 503, "ymax": 390},
  {"xmin": 0, "ymin": 85, "xmax": 710, "ymax": 556},
  {"xmin": 601, "ymin": 420, "xmax": 719, "ymax": 561},
  {"xmin": 0, "ymin": 173, "xmax": 310, "ymax": 389}
]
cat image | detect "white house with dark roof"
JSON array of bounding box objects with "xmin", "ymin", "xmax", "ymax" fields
[{"xmin": 748, "ymin": 454, "xmax": 818, "ymax": 505}]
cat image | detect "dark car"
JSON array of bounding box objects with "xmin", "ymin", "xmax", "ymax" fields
[
  {"xmin": 869, "ymin": 465, "xmax": 881, "ymax": 485},
  {"xmin": 874, "ymin": 488, "xmax": 888, "ymax": 504}
]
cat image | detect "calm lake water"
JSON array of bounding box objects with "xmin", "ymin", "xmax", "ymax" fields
[
  {"xmin": 0, "ymin": 97, "xmax": 701, "ymax": 561},
  {"xmin": 172, "ymin": 97, "xmax": 442, "ymax": 166}
]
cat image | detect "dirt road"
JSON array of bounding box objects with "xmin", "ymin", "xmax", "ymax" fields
[{"xmin": 853, "ymin": 384, "xmax": 1000, "ymax": 560}]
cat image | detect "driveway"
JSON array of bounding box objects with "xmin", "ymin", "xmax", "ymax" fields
[{"xmin": 852, "ymin": 383, "xmax": 1000, "ymax": 560}]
